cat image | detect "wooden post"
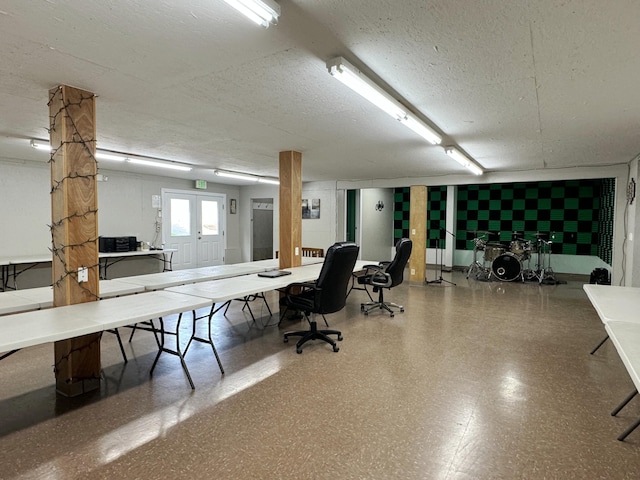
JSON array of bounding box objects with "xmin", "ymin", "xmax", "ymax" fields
[
  {"xmin": 49, "ymin": 85, "xmax": 101, "ymax": 397},
  {"xmin": 279, "ymin": 151, "xmax": 302, "ymax": 269},
  {"xmin": 409, "ymin": 185, "xmax": 427, "ymax": 283}
]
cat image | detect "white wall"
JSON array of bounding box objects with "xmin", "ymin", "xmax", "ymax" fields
[
  {"xmin": 240, "ymin": 181, "xmax": 340, "ymax": 262},
  {"xmin": 0, "ymin": 159, "xmax": 241, "ymax": 285}
]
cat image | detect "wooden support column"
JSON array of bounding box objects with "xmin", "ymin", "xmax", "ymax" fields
[
  {"xmin": 49, "ymin": 85, "xmax": 101, "ymax": 397},
  {"xmin": 409, "ymin": 185, "xmax": 427, "ymax": 283},
  {"xmin": 279, "ymin": 151, "xmax": 302, "ymax": 269}
]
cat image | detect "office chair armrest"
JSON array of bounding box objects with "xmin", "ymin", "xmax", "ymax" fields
[
  {"xmin": 369, "ymin": 271, "xmax": 392, "ymax": 288},
  {"xmin": 363, "ymin": 264, "xmax": 384, "ymax": 274},
  {"xmin": 282, "ymin": 281, "xmax": 317, "ymax": 296}
]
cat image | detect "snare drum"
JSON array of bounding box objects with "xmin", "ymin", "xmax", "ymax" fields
[
  {"xmin": 484, "ymin": 243, "xmax": 505, "ymax": 262},
  {"xmin": 491, "ymin": 252, "xmax": 522, "ymax": 281}
]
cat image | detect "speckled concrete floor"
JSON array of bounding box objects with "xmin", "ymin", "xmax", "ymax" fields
[{"xmin": 1, "ymin": 271, "xmax": 640, "ymax": 479}]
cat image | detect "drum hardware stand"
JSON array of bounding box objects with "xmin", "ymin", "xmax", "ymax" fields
[
  {"xmin": 427, "ymin": 229, "xmax": 456, "ymax": 286},
  {"xmin": 466, "ymin": 240, "xmax": 490, "ymax": 281}
]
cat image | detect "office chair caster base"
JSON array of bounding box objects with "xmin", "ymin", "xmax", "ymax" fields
[{"xmin": 284, "ymin": 321, "xmax": 342, "ymax": 353}]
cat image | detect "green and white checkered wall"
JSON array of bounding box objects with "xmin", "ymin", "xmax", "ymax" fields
[{"xmin": 393, "ymin": 179, "xmax": 614, "ymax": 265}]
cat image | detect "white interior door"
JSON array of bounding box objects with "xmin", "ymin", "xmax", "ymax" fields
[
  {"xmin": 197, "ymin": 196, "xmax": 224, "ymax": 267},
  {"xmin": 163, "ymin": 190, "xmax": 225, "ymax": 269}
]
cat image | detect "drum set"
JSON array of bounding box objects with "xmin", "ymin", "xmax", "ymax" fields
[{"xmin": 466, "ymin": 231, "xmax": 557, "ymax": 284}]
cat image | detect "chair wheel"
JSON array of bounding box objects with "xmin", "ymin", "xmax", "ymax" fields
[
  {"xmin": 364, "ymin": 311, "xmax": 369, "ymax": 316},
  {"xmin": 296, "ymin": 347, "xmax": 302, "ymax": 354},
  {"xmin": 390, "ymin": 313, "xmax": 394, "ymax": 318},
  {"xmin": 400, "ymin": 307, "xmax": 404, "ymax": 312},
  {"xmin": 333, "ymin": 345, "xmax": 339, "ymax": 352},
  {"xmin": 337, "ymin": 334, "xmax": 343, "ymax": 341},
  {"xmin": 360, "ymin": 304, "xmax": 364, "ymax": 311},
  {"xmin": 283, "ymin": 337, "xmax": 288, "ymax": 343}
]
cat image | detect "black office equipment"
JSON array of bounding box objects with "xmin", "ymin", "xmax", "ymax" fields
[
  {"xmin": 258, "ymin": 270, "xmax": 292, "ymax": 278},
  {"xmin": 99, "ymin": 236, "xmax": 138, "ymax": 253}
]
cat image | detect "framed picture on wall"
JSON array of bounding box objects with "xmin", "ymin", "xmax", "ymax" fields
[
  {"xmin": 230, "ymin": 198, "xmax": 237, "ymax": 214},
  {"xmin": 302, "ymin": 198, "xmax": 320, "ymax": 219}
]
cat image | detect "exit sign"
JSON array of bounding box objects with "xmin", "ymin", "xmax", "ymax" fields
[{"xmin": 195, "ymin": 179, "xmax": 207, "ymax": 189}]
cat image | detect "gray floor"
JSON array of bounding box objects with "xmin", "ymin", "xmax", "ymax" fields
[{"xmin": 1, "ymin": 270, "xmax": 640, "ymax": 479}]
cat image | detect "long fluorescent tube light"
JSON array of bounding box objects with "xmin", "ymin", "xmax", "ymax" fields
[
  {"xmin": 257, "ymin": 177, "xmax": 280, "ymax": 185},
  {"xmin": 444, "ymin": 146, "xmax": 484, "ymax": 176},
  {"xmin": 326, "ymin": 57, "xmax": 442, "ymax": 145},
  {"xmin": 215, "ymin": 170, "xmax": 259, "ymax": 182},
  {"xmin": 222, "ymin": 0, "xmax": 280, "ymax": 28},
  {"xmin": 128, "ymin": 158, "xmax": 192, "ymax": 172},
  {"xmin": 95, "ymin": 152, "xmax": 126, "ymax": 161},
  {"xmin": 32, "ymin": 139, "xmax": 124, "ymax": 161},
  {"xmin": 30, "ymin": 139, "xmax": 51, "ymax": 151}
]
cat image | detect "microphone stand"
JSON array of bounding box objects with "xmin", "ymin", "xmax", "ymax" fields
[{"xmin": 426, "ymin": 228, "xmax": 456, "ymax": 286}]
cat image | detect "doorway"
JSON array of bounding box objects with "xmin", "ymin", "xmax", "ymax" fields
[
  {"xmin": 162, "ymin": 189, "xmax": 226, "ymax": 269},
  {"xmin": 251, "ymin": 198, "xmax": 274, "ymax": 260}
]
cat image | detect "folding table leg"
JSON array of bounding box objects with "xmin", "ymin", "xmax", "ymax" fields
[
  {"xmin": 182, "ymin": 305, "xmax": 224, "ymax": 375},
  {"xmin": 589, "ymin": 334, "xmax": 609, "ymax": 355},
  {"xmin": 149, "ymin": 315, "xmax": 196, "ymax": 389},
  {"xmin": 611, "ymin": 389, "xmax": 637, "ymax": 417},
  {"xmin": 618, "ymin": 417, "xmax": 640, "ymax": 441}
]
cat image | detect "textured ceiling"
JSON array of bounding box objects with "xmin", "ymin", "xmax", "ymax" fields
[{"xmin": 0, "ymin": 0, "xmax": 639, "ymax": 184}]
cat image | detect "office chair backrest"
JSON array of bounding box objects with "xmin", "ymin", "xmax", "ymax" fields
[
  {"xmin": 385, "ymin": 238, "xmax": 413, "ymax": 288},
  {"xmin": 315, "ymin": 241, "xmax": 360, "ymax": 314}
]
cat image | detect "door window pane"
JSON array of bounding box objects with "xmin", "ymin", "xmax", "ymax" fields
[
  {"xmin": 170, "ymin": 198, "xmax": 191, "ymax": 236},
  {"xmin": 201, "ymin": 200, "xmax": 219, "ymax": 235}
]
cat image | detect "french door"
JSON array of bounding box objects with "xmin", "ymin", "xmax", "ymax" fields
[{"xmin": 162, "ymin": 190, "xmax": 225, "ymax": 269}]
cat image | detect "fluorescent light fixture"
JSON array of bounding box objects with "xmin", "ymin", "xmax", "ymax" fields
[
  {"xmin": 95, "ymin": 152, "xmax": 126, "ymax": 161},
  {"xmin": 326, "ymin": 57, "xmax": 442, "ymax": 145},
  {"xmin": 128, "ymin": 158, "xmax": 192, "ymax": 172},
  {"xmin": 257, "ymin": 177, "xmax": 280, "ymax": 185},
  {"xmin": 400, "ymin": 115, "xmax": 442, "ymax": 145},
  {"xmin": 214, "ymin": 169, "xmax": 259, "ymax": 182},
  {"xmin": 30, "ymin": 139, "xmax": 52, "ymax": 151},
  {"xmin": 444, "ymin": 146, "xmax": 484, "ymax": 176},
  {"xmin": 214, "ymin": 169, "xmax": 279, "ymax": 185},
  {"xmin": 222, "ymin": 0, "xmax": 280, "ymax": 27}
]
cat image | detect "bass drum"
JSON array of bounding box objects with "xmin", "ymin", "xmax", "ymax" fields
[{"xmin": 491, "ymin": 252, "xmax": 522, "ymax": 281}]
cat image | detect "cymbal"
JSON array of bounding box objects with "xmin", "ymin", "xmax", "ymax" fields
[{"xmin": 534, "ymin": 231, "xmax": 548, "ymax": 238}]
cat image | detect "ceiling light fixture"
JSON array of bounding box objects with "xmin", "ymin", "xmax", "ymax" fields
[
  {"xmin": 215, "ymin": 169, "xmax": 259, "ymax": 182},
  {"xmin": 222, "ymin": 0, "xmax": 280, "ymax": 28},
  {"xmin": 31, "ymin": 138, "xmax": 192, "ymax": 172},
  {"xmin": 128, "ymin": 158, "xmax": 192, "ymax": 172},
  {"xmin": 30, "ymin": 139, "xmax": 51, "ymax": 151},
  {"xmin": 257, "ymin": 177, "xmax": 280, "ymax": 185},
  {"xmin": 215, "ymin": 169, "xmax": 280, "ymax": 185},
  {"xmin": 443, "ymin": 146, "xmax": 484, "ymax": 176},
  {"xmin": 95, "ymin": 152, "xmax": 126, "ymax": 161},
  {"xmin": 326, "ymin": 57, "xmax": 442, "ymax": 145}
]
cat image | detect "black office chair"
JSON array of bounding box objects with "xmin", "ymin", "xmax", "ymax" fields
[
  {"xmin": 358, "ymin": 238, "xmax": 412, "ymax": 317},
  {"xmin": 282, "ymin": 242, "xmax": 359, "ymax": 353}
]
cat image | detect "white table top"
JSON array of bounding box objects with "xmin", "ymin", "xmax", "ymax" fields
[
  {"xmin": 605, "ymin": 321, "xmax": 640, "ymax": 391},
  {"xmin": 582, "ymin": 284, "xmax": 640, "ymax": 324},
  {"xmin": 0, "ymin": 290, "xmax": 212, "ymax": 352},
  {"xmin": 0, "ymin": 292, "xmax": 41, "ymax": 316},
  {"xmin": 167, "ymin": 260, "xmax": 371, "ymax": 304},
  {"xmin": 116, "ymin": 269, "xmax": 215, "ymax": 290},
  {"xmin": 99, "ymin": 248, "xmax": 177, "ymax": 258},
  {"xmin": 7, "ymin": 279, "xmax": 145, "ymax": 310},
  {"xmin": 0, "ymin": 249, "xmax": 178, "ymax": 267}
]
